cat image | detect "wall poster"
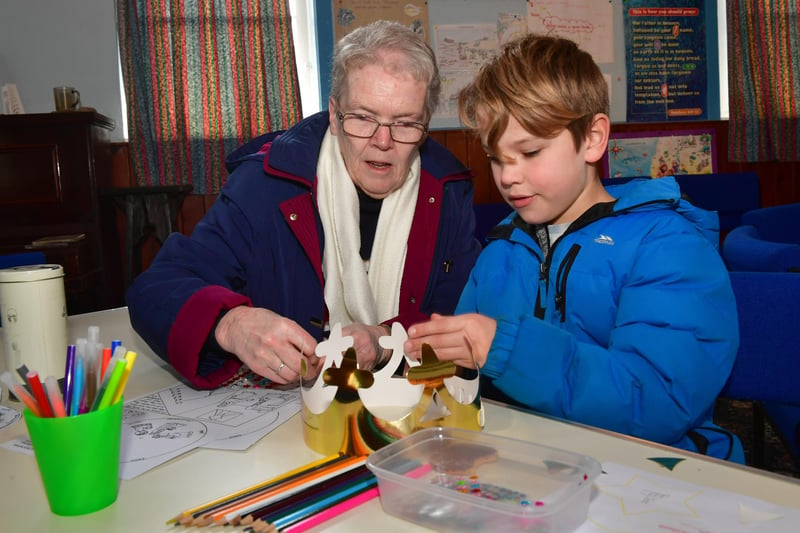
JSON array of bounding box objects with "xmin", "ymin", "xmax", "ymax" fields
[
  {"xmin": 623, "ymin": 1, "xmax": 707, "ymax": 122},
  {"xmin": 333, "ymin": 0, "xmax": 430, "ymax": 43},
  {"xmin": 605, "ymin": 129, "xmax": 716, "ymax": 179}
]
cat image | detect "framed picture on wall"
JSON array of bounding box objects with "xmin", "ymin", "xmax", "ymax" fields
[{"xmin": 604, "ymin": 129, "xmax": 716, "ymax": 179}]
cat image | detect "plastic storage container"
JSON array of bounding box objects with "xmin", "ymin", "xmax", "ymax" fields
[{"xmin": 366, "ymin": 427, "xmax": 601, "ymax": 532}]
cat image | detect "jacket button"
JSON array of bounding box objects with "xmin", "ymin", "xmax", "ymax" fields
[
  {"xmin": 409, "ymin": 296, "xmax": 417, "ymax": 303},
  {"xmin": 428, "ymin": 196, "xmax": 435, "ymax": 204},
  {"xmin": 289, "ymin": 213, "xmax": 298, "ymax": 221}
]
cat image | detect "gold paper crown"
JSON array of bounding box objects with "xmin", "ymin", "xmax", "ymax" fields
[{"xmin": 301, "ymin": 323, "xmax": 484, "ymax": 456}]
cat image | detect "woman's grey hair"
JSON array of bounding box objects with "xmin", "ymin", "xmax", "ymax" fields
[{"xmin": 329, "ymin": 20, "xmax": 441, "ymax": 121}]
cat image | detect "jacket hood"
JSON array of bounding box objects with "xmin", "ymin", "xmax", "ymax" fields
[
  {"xmin": 606, "ymin": 176, "xmax": 720, "ymax": 248},
  {"xmin": 490, "ymin": 176, "xmax": 720, "ymax": 250},
  {"xmin": 224, "ymin": 112, "xmax": 328, "ymax": 177}
]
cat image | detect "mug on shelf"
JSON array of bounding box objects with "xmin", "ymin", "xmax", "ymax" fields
[{"xmin": 53, "ymin": 86, "xmax": 81, "ymax": 112}]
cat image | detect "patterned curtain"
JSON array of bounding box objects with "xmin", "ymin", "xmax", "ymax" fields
[
  {"xmin": 727, "ymin": 0, "xmax": 800, "ymax": 162},
  {"xmin": 116, "ymin": 0, "xmax": 302, "ymax": 194}
]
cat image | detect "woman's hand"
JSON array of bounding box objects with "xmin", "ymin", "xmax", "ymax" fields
[
  {"xmin": 341, "ymin": 323, "xmax": 391, "ymax": 370},
  {"xmin": 215, "ymin": 306, "xmax": 321, "ymax": 384}
]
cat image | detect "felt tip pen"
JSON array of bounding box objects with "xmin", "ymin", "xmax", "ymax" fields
[
  {"xmin": 85, "ymin": 351, "xmax": 98, "ymax": 409},
  {"xmin": 0, "ymin": 371, "xmax": 42, "ymax": 417},
  {"xmin": 15, "ymin": 364, "xmax": 31, "ymax": 388},
  {"xmin": 87, "ymin": 325, "xmax": 100, "ymax": 344},
  {"xmin": 110, "ymin": 351, "xmax": 137, "ymax": 405},
  {"xmin": 44, "ymin": 376, "xmax": 67, "ymax": 417},
  {"xmin": 110, "ymin": 339, "xmax": 122, "ymax": 359},
  {"xmin": 70, "ymin": 356, "xmax": 84, "ymax": 417},
  {"xmin": 100, "ymin": 347, "xmax": 112, "ymax": 380},
  {"xmin": 63, "ymin": 344, "xmax": 76, "ymax": 414},
  {"xmin": 26, "ymin": 371, "xmax": 54, "ymax": 418},
  {"xmin": 90, "ymin": 349, "xmax": 125, "ymax": 410},
  {"xmin": 96, "ymin": 357, "xmax": 127, "ymax": 411}
]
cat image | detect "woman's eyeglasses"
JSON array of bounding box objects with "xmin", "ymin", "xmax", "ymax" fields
[{"xmin": 336, "ymin": 112, "xmax": 427, "ymax": 144}]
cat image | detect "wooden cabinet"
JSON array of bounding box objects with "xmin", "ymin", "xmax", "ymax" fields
[{"xmin": 0, "ymin": 111, "xmax": 122, "ymax": 313}]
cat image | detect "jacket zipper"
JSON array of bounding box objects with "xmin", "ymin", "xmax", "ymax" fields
[{"xmin": 555, "ymin": 244, "xmax": 581, "ymax": 322}]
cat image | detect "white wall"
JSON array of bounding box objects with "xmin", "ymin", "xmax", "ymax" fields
[{"xmin": 0, "ymin": 1, "xmax": 124, "ymax": 140}]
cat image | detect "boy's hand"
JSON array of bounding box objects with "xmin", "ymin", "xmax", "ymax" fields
[{"xmin": 404, "ymin": 313, "xmax": 496, "ymax": 369}]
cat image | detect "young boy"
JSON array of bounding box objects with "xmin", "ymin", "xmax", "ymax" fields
[{"xmin": 405, "ymin": 34, "xmax": 744, "ymax": 462}]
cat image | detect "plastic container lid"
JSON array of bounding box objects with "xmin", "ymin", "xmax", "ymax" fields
[{"xmin": 0, "ymin": 264, "xmax": 65, "ymax": 282}]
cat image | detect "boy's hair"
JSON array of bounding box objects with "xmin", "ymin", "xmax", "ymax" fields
[
  {"xmin": 330, "ymin": 20, "xmax": 441, "ymax": 121},
  {"xmin": 458, "ymin": 33, "xmax": 608, "ymax": 155}
]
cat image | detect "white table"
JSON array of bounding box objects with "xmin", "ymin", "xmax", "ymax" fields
[{"xmin": 1, "ymin": 307, "xmax": 799, "ymax": 532}]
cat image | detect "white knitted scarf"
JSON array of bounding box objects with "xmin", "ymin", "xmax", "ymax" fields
[{"xmin": 316, "ymin": 129, "xmax": 420, "ymax": 326}]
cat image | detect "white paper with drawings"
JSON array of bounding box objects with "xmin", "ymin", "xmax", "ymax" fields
[
  {"xmin": 577, "ymin": 462, "xmax": 800, "ymax": 532},
  {"xmin": 118, "ymin": 382, "xmax": 300, "ymax": 479},
  {"xmin": 0, "ymin": 382, "xmax": 300, "ymax": 479}
]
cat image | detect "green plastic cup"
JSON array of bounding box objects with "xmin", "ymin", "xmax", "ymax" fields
[{"xmin": 23, "ymin": 400, "xmax": 123, "ymax": 516}]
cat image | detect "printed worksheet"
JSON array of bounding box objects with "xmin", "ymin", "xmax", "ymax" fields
[
  {"xmin": 2, "ymin": 382, "xmax": 301, "ymax": 478},
  {"xmin": 119, "ymin": 383, "xmax": 300, "ymax": 478},
  {"xmin": 578, "ymin": 462, "xmax": 800, "ymax": 532}
]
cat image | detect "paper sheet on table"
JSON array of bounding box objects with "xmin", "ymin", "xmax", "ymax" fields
[
  {"xmin": 119, "ymin": 382, "xmax": 300, "ymax": 479},
  {"xmin": 1, "ymin": 382, "xmax": 300, "ymax": 479},
  {"xmin": 578, "ymin": 462, "xmax": 800, "ymax": 532}
]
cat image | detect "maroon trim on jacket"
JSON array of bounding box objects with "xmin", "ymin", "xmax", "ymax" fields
[
  {"xmin": 396, "ymin": 168, "xmax": 445, "ymax": 327},
  {"xmin": 168, "ymin": 285, "xmax": 251, "ymax": 388},
  {"xmin": 279, "ymin": 193, "xmax": 323, "ymax": 288}
]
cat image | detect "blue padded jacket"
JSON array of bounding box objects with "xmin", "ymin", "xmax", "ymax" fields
[{"xmin": 458, "ymin": 177, "xmax": 744, "ymax": 462}]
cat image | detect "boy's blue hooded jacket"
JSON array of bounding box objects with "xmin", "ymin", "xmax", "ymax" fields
[{"xmin": 460, "ymin": 177, "xmax": 744, "ymax": 462}]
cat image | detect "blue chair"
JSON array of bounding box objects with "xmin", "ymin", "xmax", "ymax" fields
[
  {"xmin": 722, "ymin": 203, "xmax": 800, "ymax": 272},
  {"xmin": 719, "ymin": 271, "xmax": 800, "ymax": 469},
  {"xmin": 0, "ymin": 251, "xmax": 47, "ymax": 270},
  {"xmin": 602, "ymin": 172, "xmax": 761, "ymax": 234}
]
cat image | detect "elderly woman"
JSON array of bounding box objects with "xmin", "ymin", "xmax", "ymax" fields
[{"xmin": 125, "ymin": 20, "xmax": 481, "ymax": 388}]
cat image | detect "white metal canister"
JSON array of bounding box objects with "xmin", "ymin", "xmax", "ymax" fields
[{"xmin": 0, "ymin": 264, "xmax": 68, "ymax": 378}]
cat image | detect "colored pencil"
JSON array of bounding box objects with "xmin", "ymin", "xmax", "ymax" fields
[
  {"xmin": 239, "ymin": 464, "xmax": 373, "ymax": 525},
  {"xmin": 167, "ymin": 453, "xmax": 344, "ymax": 525},
  {"xmin": 277, "ymin": 463, "xmax": 432, "ymax": 533},
  {"xmin": 183, "ymin": 454, "xmax": 350, "ymax": 526},
  {"xmin": 207, "ymin": 455, "xmax": 368, "ymax": 526},
  {"xmin": 250, "ymin": 473, "xmax": 377, "ymax": 532},
  {"xmin": 281, "ymin": 485, "xmax": 379, "ymax": 533}
]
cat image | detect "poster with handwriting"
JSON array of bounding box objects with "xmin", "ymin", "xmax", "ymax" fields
[{"xmin": 526, "ymin": 0, "xmax": 615, "ymax": 64}]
